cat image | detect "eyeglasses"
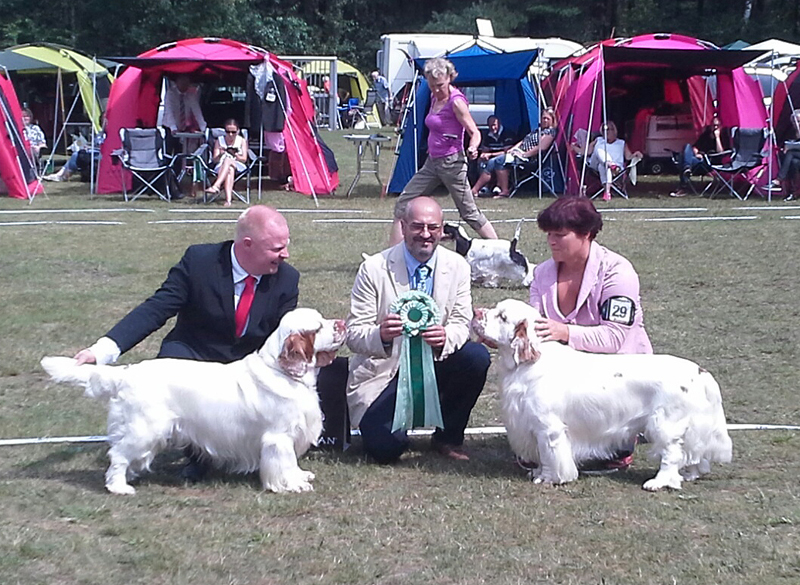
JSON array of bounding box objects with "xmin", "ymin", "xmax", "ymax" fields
[{"xmin": 407, "ymin": 222, "xmax": 442, "ymax": 233}]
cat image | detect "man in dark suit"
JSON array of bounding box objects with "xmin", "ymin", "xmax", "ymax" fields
[
  {"xmin": 72, "ymin": 206, "xmax": 341, "ymax": 480},
  {"xmin": 74, "ymin": 206, "xmax": 297, "ymax": 366}
]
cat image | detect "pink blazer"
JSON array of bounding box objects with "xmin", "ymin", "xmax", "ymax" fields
[{"xmin": 529, "ymin": 242, "xmax": 652, "ymax": 354}]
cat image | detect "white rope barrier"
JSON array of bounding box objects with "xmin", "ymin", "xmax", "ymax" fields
[
  {"xmin": 0, "ymin": 221, "xmax": 125, "ymax": 226},
  {"xmin": 0, "ymin": 208, "xmax": 154, "ymax": 214},
  {"xmin": 2, "ymin": 423, "xmax": 797, "ymax": 447}
]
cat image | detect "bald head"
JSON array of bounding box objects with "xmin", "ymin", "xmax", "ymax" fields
[
  {"xmin": 401, "ymin": 197, "xmax": 443, "ymax": 262},
  {"xmin": 404, "ymin": 196, "xmax": 443, "ymax": 224},
  {"xmin": 236, "ymin": 206, "xmax": 286, "ymax": 241},
  {"xmin": 233, "ymin": 206, "xmax": 290, "ymax": 276}
]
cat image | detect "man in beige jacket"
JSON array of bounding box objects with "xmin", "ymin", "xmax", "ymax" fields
[{"xmin": 346, "ymin": 197, "xmax": 490, "ymax": 463}]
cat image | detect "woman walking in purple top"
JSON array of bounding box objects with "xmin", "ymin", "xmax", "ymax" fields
[{"xmin": 389, "ymin": 58, "xmax": 498, "ymax": 245}]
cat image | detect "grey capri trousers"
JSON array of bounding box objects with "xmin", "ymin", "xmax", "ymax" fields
[{"xmin": 394, "ymin": 151, "xmax": 488, "ymax": 231}]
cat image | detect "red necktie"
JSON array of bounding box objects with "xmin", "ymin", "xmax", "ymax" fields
[{"xmin": 235, "ymin": 276, "xmax": 257, "ymax": 337}]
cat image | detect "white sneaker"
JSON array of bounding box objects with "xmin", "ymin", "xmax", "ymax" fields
[{"xmin": 43, "ymin": 172, "xmax": 64, "ymax": 182}]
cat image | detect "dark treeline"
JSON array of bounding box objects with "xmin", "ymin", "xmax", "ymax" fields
[{"xmin": 1, "ymin": 0, "xmax": 798, "ymax": 71}]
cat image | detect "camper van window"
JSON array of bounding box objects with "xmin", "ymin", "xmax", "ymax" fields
[{"xmin": 463, "ymin": 86, "xmax": 495, "ymax": 105}]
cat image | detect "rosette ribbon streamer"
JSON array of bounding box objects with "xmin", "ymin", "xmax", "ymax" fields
[{"xmin": 390, "ymin": 291, "xmax": 444, "ymax": 432}]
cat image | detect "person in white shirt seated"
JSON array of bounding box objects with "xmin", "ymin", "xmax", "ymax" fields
[{"xmin": 585, "ymin": 121, "xmax": 642, "ymax": 201}]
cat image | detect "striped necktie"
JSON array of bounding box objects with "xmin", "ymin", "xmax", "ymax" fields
[{"xmin": 414, "ymin": 264, "xmax": 431, "ymax": 292}]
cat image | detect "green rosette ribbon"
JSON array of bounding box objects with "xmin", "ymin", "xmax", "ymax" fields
[{"xmin": 390, "ymin": 290, "xmax": 444, "ymax": 432}]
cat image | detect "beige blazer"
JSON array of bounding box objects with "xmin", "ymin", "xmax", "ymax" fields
[{"xmin": 346, "ymin": 243, "xmax": 473, "ymax": 426}]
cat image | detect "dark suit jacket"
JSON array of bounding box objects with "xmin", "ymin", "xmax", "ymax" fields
[{"xmin": 106, "ymin": 241, "xmax": 299, "ymax": 363}]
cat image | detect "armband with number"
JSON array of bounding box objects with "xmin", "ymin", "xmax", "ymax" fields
[{"xmin": 599, "ymin": 296, "xmax": 636, "ymax": 326}]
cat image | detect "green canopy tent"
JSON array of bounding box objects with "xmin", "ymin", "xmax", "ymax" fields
[
  {"xmin": 0, "ymin": 43, "xmax": 114, "ymax": 153},
  {"xmin": 301, "ymin": 59, "xmax": 380, "ymax": 127}
]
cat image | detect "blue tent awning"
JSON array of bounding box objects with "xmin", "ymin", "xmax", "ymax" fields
[
  {"xmin": 414, "ymin": 48, "xmax": 538, "ymax": 82},
  {"xmin": 390, "ymin": 46, "xmax": 540, "ymax": 193}
]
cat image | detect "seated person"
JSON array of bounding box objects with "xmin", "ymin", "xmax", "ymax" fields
[
  {"xmin": 671, "ymin": 114, "xmax": 729, "ymax": 198},
  {"xmin": 470, "ymin": 116, "xmax": 517, "ymax": 191},
  {"xmin": 772, "ymin": 108, "xmax": 800, "ymax": 202},
  {"xmin": 21, "ymin": 108, "xmax": 46, "ymax": 167},
  {"xmin": 471, "ymin": 107, "xmax": 558, "ymax": 199},
  {"xmin": 204, "ymin": 118, "xmax": 248, "ymax": 207},
  {"xmin": 44, "ymin": 117, "xmax": 106, "ymax": 183},
  {"xmin": 585, "ymin": 121, "xmax": 642, "ymax": 201},
  {"xmin": 346, "ymin": 196, "xmax": 490, "ymax": 463}
]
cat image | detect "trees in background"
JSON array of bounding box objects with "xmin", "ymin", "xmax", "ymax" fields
[{"xmin": 0, "ymin": 0, "xmax": 797, "ymax": 71}]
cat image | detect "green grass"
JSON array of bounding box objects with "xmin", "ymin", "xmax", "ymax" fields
[{"xmin": 1, "ymin": 130, "xmax": 800, "ymax": 584}]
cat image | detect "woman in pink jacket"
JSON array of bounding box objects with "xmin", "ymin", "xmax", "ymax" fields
[{"xmin": 529, "ymin": 196, "xmax": 652, "ymax": 470}]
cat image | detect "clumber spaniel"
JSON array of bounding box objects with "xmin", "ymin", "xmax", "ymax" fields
[
  {"xmin": 41, "ymin": 308, "xmax": 345, "ymax": 495},
  {"xmin": 472, "ymin": 299, "xmax": 732, "ymax": 491},
  {"xmin": 443, "ymin": 222, "xmax": 535, "ymax": 288}
]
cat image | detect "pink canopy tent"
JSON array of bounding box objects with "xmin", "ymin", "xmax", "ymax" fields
[
  {"xmin": 0, "ymin": 69, "xmax": 43, "ymax": 200},
  {"xmin": 772, "ymin": 65, "xmax": 800, "ymax": 143},
  {"xmin": 97, "ymin": 38, "xmax": 338, "ymax": 199},
  {"xmin": 551, "ymin": 33, "xmax": 770, "ymax": 195}
]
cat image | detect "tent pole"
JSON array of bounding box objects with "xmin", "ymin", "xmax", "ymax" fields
[
  {"xmin": 598, "ymin": 48, "xmax": 611, "ymax": 191},
  {"xmin": 533, "ymin": 70, "xmax": 544, "ymax": 199},
  {"xmin": 258, "ymin": 121, "xmax": 263, "ymax": 201},
  {"xmin": 768, "ymin": 49, "xmax": 776, "ymax": 202},
  {"xmin": 274, "ymin": 69, "xmax": 319, "ymax": 207},
  {"xmin": 580, "ymin": 62, "xmax": 599, "ymax": 195},
  {"xmin": 90, "ymin": 56, "xmax": 97, "ymax": 196},
  {"xmin": 53, "ymin": 70, "xmax": 61, "ymax": 154}
]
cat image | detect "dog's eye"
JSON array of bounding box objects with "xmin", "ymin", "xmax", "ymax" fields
[{"xmin": 499, "ymin": 312, "xmax": 508, "ymax": 322}]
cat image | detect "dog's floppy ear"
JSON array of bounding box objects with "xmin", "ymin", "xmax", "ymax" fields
[
  {"xmin": 511, "ymin": 319, "xmax": 540, "ymax": 364},
  {"xmin": 278, "ymin": 330, "xmax": 316, "ymax": 378}
]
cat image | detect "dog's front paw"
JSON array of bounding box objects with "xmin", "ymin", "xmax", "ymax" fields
[
  {"xmin": 106, "ymin": 481, "xmax": 136, "ymax": 495},
  {"xmin": 263, "ymin": 469, "xmax": 316, "ymax": 493},
  {"xmin": 642, "ymin": 476, "xmax": 682, "ymax": 491}
]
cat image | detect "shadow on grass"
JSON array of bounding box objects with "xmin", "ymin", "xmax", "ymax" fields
[{"xmin": 320, "ymin": 436, "xmax": 666, "ymax": 489}]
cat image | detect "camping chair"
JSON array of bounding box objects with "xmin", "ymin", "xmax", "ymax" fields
[
  {"xmin": 115, "ymin": 128, "xmax": 176, "ymax": 202},
  {"xmin": 338, "ymin": 98, "xmax": 361, "ymax": 129},
  {"xmin": 349, "ymin": 90, "xmax": 380, "ymax": 129},
  {"xmin": 192, "ymin": 127, "xmax": 260, "ymax": 204},
  {"xmin": 704, "ymin": 127, "xmax": 767, "ymax": 199},
  {"xmin": 586, "ymin": 155, "xmax": 641, "ymax": 200},
  {"xmin": 667, "ymin": 147, "xmax": 723, "ymax": 196},
  {"xmin": 508, "ymin": 140, "xmax": 564, "ymax": 198}
]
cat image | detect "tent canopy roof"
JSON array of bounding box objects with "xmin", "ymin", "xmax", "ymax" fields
[
  {"xmin": 0, "ymin": 43, "xmax": 108, "ymax": 75},
  {"xmin": 414, "ymin": 45, "xmax": 538, "ymax": 82},
  {"xmin": 108, "ymin": 38, "xmax": 267, "ymax": 78},
  {"xmin": 603, "ymin": 46, "xmax": 768, "ymax": 74}
]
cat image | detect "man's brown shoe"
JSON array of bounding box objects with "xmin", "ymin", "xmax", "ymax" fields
[{"xmin": 432, "ymin": 440, "xmax": 470, "ymax": 461}]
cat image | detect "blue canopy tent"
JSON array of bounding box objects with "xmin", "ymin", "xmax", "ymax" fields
[{"xmin": 387, "ymin": 44, "xmax": 540, "ymax": 193}]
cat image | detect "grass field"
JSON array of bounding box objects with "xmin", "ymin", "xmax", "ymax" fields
[{"xmin": 1, "ymin": 130, "xmax": 799, "ymax": 584}]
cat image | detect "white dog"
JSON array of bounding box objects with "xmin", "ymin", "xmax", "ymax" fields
[
  {"xmin": 41, "ymin": 308, "xmax": 346, "ymax": 495},
  {"xmin": 472, "ymin": 299, "xmax": 732, "ymax": 491},
  {"xmin": 442, "ymin": 221, "xmax": 535, "ymax": 288}
]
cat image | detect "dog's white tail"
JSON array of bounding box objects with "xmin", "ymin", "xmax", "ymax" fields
[
  {"xmin": 40, "ymin": 356, "xmax": 121, "ymax": 400},
  {"xmin": 513, "ymin": 219, "xmax": 525, "ymax": 243}
]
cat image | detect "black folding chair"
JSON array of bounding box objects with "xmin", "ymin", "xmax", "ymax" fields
[
  {"xmin": 192, "ymin": 127, "xmax": 260, "ymax": 204},
  {"xmin": 116, "ymin": 128, "xmax": 176, "ymax": 202},
  {"xmin": 704, "ymin": 127, "xmax": 767, "ymax": 199},
  {"xmin": 508, "ymin": 140, "xmax": 564, "ymax": 198}
]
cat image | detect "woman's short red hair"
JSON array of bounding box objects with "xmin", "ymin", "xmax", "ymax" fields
[{"xmin": 537, "ymin": 196, "xmax": 603, "ymax": 240}]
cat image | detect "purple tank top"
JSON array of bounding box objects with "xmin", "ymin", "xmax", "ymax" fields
[{"xmin": 426, "ymin": 86, "xmax": 468, "ymax": 159}]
